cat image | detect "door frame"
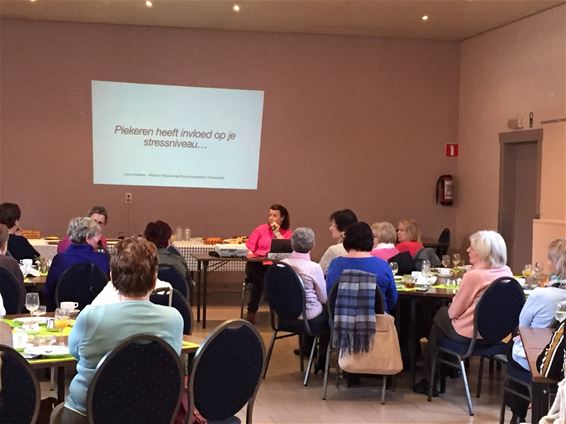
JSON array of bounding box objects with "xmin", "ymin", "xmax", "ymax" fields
[{"xmin": 498, "ymin": 128, "xmax": 543, "ymax": 265}]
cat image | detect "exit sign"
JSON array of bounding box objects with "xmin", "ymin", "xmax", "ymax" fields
[{"xmin": 445, "ymin": 144, "xmax": 459, "ymax": 157}]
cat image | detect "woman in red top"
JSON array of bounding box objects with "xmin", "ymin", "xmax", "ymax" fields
[
  {"xmin": 396, "ymin": 218, "xmax": 424, "ymax": 257},
  {"xmin": 245, "ymin": 204, "xmax": 292, "ymax": 324}
]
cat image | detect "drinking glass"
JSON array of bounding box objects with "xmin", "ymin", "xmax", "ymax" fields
[
  {"xmin": 452, "ymin": 253, "xmax": 461, "ymax": 267},
  {"xmin": 34, "ymin": 305, "xmax": 47, "ymax": 317},
  {"xmin": 441, "ymin": 255, "xmax": 451, "ymax": 268},
  {"xmin": 421, "ymin": 260, "xmax": 431, "ymax": 276},
  {"xmin": 522, "ymin": 264, "xmax": 533, "ymax": 279},
  {"xmin": 54, "ymin": 308, "xmax": 70, "ymax": 330},
  {"xmin": 25, "ymin": 293, "xmax": 40, "ymax": 317},
  {"xmin": 389, "ymin": 262, "xmax": 399, "ymax": 275},
  {"xmin": 555, "ymin": 301, "xmax": 566, "ymax": 323}
]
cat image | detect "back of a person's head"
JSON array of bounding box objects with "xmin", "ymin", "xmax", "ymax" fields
[
  {"xmin": 291, "ymin": 227, "xmax": 315, "ymax": 253},
  {"xmin": 144, "ymin": 220, "xmax": 173, "ymax": 249},
  {"xmin": 343, "ymin": 222, "xmax": 374, "ymax": 252},
  {"xmin": 67, "ymin": 217, "xmax": 101, "ymax": 245},
  {"xmin": 111, "ymin": 237, "xmax": 157, "ymax": 297},
  {"xmin": 0, "ymin": 203, "xmax": 21, "ymax": 228},
  {"xmin": 548, "ymin": 238, "xmax": 566, "ymax": 280},
  {"xmin": 371, "ymin": 221, "xmax": 397, "ymax": 244},
  {"xmin": 469, "ymin": 230, "xmax": 507, "ymax": 268},
  {"xmin": 330, "ymin": 209, "xmax": 358, "ymax": 232}
]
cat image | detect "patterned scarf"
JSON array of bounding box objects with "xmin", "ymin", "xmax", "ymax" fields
[{"xmin": 333, "ymin": 269, "xmax": 377, "ymax": 357}]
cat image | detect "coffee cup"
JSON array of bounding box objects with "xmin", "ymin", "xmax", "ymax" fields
[
  {"xmin": 60, "ymin": 301, "xmax": 79, "ymax": 312},
  {"xmin": 12, "ymin": 331, "xmax": 28, "ymax": 349}
]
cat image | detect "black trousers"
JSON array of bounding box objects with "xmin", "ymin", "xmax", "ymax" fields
[
  {"xmin": 504, "ymin": 343, "xmax": 531, "ymax": 420},
  {"xmin": 246, "ymin": 261, "xmax": 268, "ymax": 313}
]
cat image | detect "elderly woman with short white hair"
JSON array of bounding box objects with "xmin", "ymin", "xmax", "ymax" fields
[
  {"xmin": 44, "ymin": 217, "xmax": 110, "ymax": 310},
  {"xmin": 413, "ymin": 230, "xmax": 512, "ymax": 396}
]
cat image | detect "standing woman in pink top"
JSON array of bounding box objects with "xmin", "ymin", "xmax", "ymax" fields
[
  {"xmin": 413, "ymin": 230, "xmax": 512, "ymax": 396},
  {"xmin": 395, "ymin": 218, "xmax": 424, "ymax": 257},
  {"xmin": 245, "ymin": 204, "xmax": 292, "ymax": 324}
]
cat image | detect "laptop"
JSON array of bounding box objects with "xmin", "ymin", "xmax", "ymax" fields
[{"xmin": 267, "ymin": 239, "xmax": 293, "ymax": 260}]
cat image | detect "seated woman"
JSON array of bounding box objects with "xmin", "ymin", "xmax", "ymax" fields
[
  {"xmin": 319, "ymin": 209, "xmax": 357, "ymax": 275},
  {"xmin": 0, "ymin": 202, "xmax": 39, "ymax": 261},
  {"xmin": 395, "ymin": 218, "xmax": 424, "ymax": 257},
  {"xmin": 44, "ymin": 217, "xmax": 110, "ymax": 310},
  {"xmin": 245, "ymin": 204, "xmax": 292, "ymax": 324},
  {"xmin": 50, "ymin": 237, "xmax": 183, "ymax": 422},
  {"xmin": 282, "ymin": 227, "xmax": 328, "ymax": 365},
  {"xmin": 144, "ymin": 220, "xmax": 191, "ymax": 284},
  {"xmin": 506, "ymin": 238, "xmax": 566, "ymax": 423},
  {"xmin": 370, "ymin": 221, "xmax": 399, "ymax": 261},
  {"xmin": 413, "ymin": 230, "xmax": 512, "ymax": 396},
  {"xmin": 326, "ymin": 222, "xmax": 397, "ymax": 313},
  {"xmin": 0, "ymin": 224, "xmax": 24, "ymax": 285},
  {"xmin": 58, "ymin": 206, "xmax": 109, "ymax": 254}
]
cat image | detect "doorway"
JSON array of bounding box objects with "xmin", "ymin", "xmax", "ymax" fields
[{"xmin": 498, "ymin": 129, "xmax": 543, "ymax": 273}]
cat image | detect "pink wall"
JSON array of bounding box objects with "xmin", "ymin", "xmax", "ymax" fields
[
  {"xmin": 0, "ymin": 19, "xmax": 461, "ymax": 259},
  {"xmin": 457, "ymin": 5, "xmax": 565, "ymax": 258}
]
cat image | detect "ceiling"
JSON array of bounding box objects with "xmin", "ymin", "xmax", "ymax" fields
[{"xmin": 0, "ymin": 0, "xmax": 564, "ymax": 41}]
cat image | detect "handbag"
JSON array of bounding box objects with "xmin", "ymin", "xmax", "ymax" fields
[{"xmin": 338, "ymin": 313, "xmax": 403, "ymax": 375}]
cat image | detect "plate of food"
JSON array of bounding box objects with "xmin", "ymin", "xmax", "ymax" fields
[{"xmin": 24, "ymin": 345, "xmax": 70, "ymax": 357}]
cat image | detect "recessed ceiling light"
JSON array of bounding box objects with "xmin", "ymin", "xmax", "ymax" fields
[
  {"xmin": 233, "ymin": 4, "xmax": 240, "ymax": 12},
  {"xmin": 145, "ymin": 0, "xmax": 153, "ymax": 8},
  {"xmin": 422, "ymin": 15, "xmax": 429, "ymax": 21}
]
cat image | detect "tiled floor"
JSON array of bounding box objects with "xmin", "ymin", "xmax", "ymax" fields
[{"xmin": 193, "ymin": 304, "xmax": 518, "ymax": 424}]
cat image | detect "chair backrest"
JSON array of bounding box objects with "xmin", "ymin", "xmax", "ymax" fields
[
  {"xmin": 436, "ymin": 228, "xmax": 450, "ymax": 257},
  {"xmin": 157, "ymin": 265, "xmax": 189, "ymax": 299},
  {"xmin": 414, "ymin": 247, "xmax": 441, "ymax": 270},
  {"xmin": 0, "ymin": 266, "xmax": 25, "ymax": 314},
  {"xmin": 474, "ymin": 276, "xmax": 525, "ymax": 343},
  {"xmin": 150, "ymin": 288, "xmax": 193, "ymax": 335},
  {"xmin": 189, "ymin": 319, "xmax": 265, "ymax": 423},
  {"xmin": 265, "ymin": 262, "xmax": 306, "ymax": 322},
  {"xmin": 327, "ymin": 270, "xmax": 385, "ymax": 328},
  {"xmin": 87, "ymin": 334, "xmax": 183, "ymax": 424},
  {"xmin": 55, "ymin": 262, "xmax": 108, "ymax": 310},
  {"xmin": 0, "ymin": 344, "xmax": 41, "ymax": 424},
  {"xmin": 388, "ymin": 251, "xmax": 415, "ymax": 275}
]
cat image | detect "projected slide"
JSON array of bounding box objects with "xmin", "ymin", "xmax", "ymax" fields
[{"xmin": 92, "ymin": 80, "xmax": 264, "ymax": 189}]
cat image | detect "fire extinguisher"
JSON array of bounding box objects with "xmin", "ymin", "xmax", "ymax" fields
[{"xmin": 436, "ymin": 175, "xmax": 454, "ymax": 206}]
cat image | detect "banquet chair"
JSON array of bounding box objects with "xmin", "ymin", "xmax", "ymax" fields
[
  {"xmin": 436, "ymin": 228, "xmax": 451, "ymax": 258},
  {"xmin": 321, "ymin": 273, "xmax": 387, "ymax": 401},
  {"xmin": 158, "ymin": 264, "xmax": 189, "ymax": 300},
  {"xmin": 0, "ymin": 265, "xmax": 25, "ymax": 313},
  {"xmin": 189, "ymin": 319, "xmax": 265, "ymax": 424},
  {"xmin": 388, "ymin": 251, "xmax": 415, "ymax": 275},
  {"xmin": 263, "ymin": 262, "xmax": 329, "ymax": 386},
  {"xmin": 428, "ymin": 276, "xmax": 525, "ymax": 416},
  {"xmin": 54, "ymin": 263, "xmax": 108, "ymax": 310},
  {"xmin": 0, "ymin": 344, "xmax": 41, "ymax": 424},
  {"xmin": 87, "ymin": 334, "xmax": 183, "ymax": 424},
  {"xmin": 150, "ymin": 287, "xmax": 193, "ymax": 335}
]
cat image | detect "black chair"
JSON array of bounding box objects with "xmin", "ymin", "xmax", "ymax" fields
[
  {"xmin": 0, "ymin": 343, "xmax": 41, "ymax": 424},
  {"xmin": 428, "ymin": 277, "xmax": 525, "ymax": 416},
  {"xmin": 263, "ymin": 263, "xmax": 329, "ymax": 386},
  {"xmin": 158, "ymin": 264, "xmax": 189, "ymax": 300},
  {"xmin": 321, "ymin": 271, "xmax": 387, "ymax": 401},
  {"xmin": 500, "ymin": 358, "xmax": 532, "ymax": 424},
  {"xmin": 436, "ymin": 228, "xmax": 450, "ymax": 258},
  {"xmin": 87, "ymin": 334, "xmax": 183, "ymax": 424},
  {"xmin": 189, "ymin": 319, "xmax": 265, "ymax": 424},
  {"xmin": 55, "ymin": 263, "xmax": 108, "ymax": 310},
  {"xmin": 150, "ymin": 287, "xmax": 193, "ymax": 335},
  {"xmin": 389, "ymin": 251, "xmax": 415, "ymax": 275},
  {"xmin": 0, "ymin": 266, "xmax": 25, "ymax": 314}
]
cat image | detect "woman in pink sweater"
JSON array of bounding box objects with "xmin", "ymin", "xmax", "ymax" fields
[{"xmin": 413, "ymin": 230, "xmax": 512, "ymax": 396}]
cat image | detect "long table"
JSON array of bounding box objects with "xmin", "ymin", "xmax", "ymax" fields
[{"xmin": 519, "ymin": 326, "xmax": 556, "ymax": 423}]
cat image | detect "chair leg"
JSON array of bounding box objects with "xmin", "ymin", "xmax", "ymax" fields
[
  {"xmin": 263, "ymin": 331, "xmax": 277, "ymax": 379},
  {"xmin": 428, "ymin": 354, "xmax": 437, "ymax": 401},
  {"xmin": 299, "ymin": 335, "xmax": 304, "ymax": 373},
  {"xmin": 499, "ymin": 379, "xmax": 508, "ymax": 424},
  {"xmin": 477, "ymin": 356, "xmax": 485, "ymax": 398},
  {"xmin": 304, "ymin": 336, "xmax": 318, "ymax": 386},
  {"xmin": 460, "ymin": 359, "xmax": 474, "ymax": 416},
  {"xmin": 240, "ymin": 280, "xmax": 247, "ymax": 318},
  {"xmin": 321, "ymin": 342, "xmax": 332, "ymax": 400},
  {"xmin": 381, "ymin": 375, "xmax": 387, "ymax": 405}
]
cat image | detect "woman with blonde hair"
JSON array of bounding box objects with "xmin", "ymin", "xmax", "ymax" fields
[
  {"xmin": 396, "ymin": 218, "xmax": 424, "ymax": 257},
  {"xmin": 370, "ymin": 221, "xmax": 400, "ymax": 261},
  {"xmin": 414, "ymin": 230, "xmax": 512, "ymax": 396}
]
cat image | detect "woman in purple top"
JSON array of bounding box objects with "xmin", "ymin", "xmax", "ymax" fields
[
  {"xmin": 245, "ymin": 204, "xmax": 292, "ymax": 324},
  {"xmin": 45, "ymin": 217, "xmax": 110, "ymax": 310}
]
